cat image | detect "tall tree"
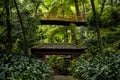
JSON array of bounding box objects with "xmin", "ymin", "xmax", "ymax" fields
[
  {"xmin": 90, "ymin": 0, "xmax": 103, "ymax": 54},
  {"xmin": 74, "ymin": 0, "xmax": 80, "ymax": 21},
  {"xmin": 14, "ymin": 0, "xmax": 28, "ymax": 55},
  {"xmin": 81, "ymin": 0, "xmax": 87, "ymax": 20},
  {"xmin": 5, "ymin": 0, "xmax": 12, "ymax": 54}
]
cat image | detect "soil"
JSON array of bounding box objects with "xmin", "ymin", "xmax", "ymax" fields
[
  {"xmin": 52, "ymin": 66, "xmax": 78, "ymax": 80},
  {"xmin": 53, "ymin": 75, "xmax": 78, "ymax": 80}
]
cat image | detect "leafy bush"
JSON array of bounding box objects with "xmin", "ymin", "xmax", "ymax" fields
[
  {"xmin": 70, "ymin": 53, "xmax": 120, "ymax": 80},
  {"xmin": 0, "ymin": 52, "xmax": 52, "ymax": 80}
]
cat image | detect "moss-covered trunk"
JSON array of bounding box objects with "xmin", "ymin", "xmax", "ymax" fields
[
  {"xmin": 5, "ymin": 0, "xmax": 12, "ymax": 54},
  {"xmin": 90, "ymin": 0, "xmax": 103, "ymax": 54}
]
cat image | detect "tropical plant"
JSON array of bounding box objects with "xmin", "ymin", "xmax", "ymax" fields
[
  {"xmin": 0, "ymin": 52, "xmax": 52, "ymax": 80},
  {"xmin": 70, "ymin": 53, "xmax": 120, "ymax": 80}
]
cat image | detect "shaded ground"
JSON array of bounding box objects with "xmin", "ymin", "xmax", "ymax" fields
[{"xmin": 53, "ymin": 75, "xmax": 78, "ymax": 80}]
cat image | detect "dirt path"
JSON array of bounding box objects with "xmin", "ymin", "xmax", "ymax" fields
[{"xmin": 53, "ymin": 75, "xmax": 78, "ymax": 80}]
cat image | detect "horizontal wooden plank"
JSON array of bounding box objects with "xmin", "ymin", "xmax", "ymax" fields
[
  {"xmin": 31, "ymin": 48, "xmax": 85, "ymax": 55},
  {"xmin": 40, "ymin": 20, "xmax": 87, "ymax": 26}
]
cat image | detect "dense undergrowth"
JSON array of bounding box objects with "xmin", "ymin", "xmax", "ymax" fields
[
  {"xmin": 70, "ymin": 53, "xmax": 120, "ymax": 80},
  {"xmin": 0, "ymin": 51, "xmax": 52, "ymax": 80}
]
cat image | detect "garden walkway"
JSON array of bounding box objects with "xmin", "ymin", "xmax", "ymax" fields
[{"xmin": 53, "ymin": 75, "xmax": 78, "ymax": 80}]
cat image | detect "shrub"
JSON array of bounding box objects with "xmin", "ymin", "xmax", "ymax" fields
[
  {"xmin": 0, "ymin": 52, "xmax": 52, "ymax": 80},
  {"xmin": 70, "ymin": 53, "xmax": 120, "ymax": 80}
]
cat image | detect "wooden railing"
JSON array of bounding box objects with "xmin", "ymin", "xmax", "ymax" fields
[{"xmin": 41, "ymin": 12, "xmax": 86, "ymax": 22}]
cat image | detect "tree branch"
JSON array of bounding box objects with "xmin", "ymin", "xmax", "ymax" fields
[
  {"xmin": 100, "ymin": 0, "xmax": 106, "ymax": 15},
  {"xmin": 14, "ymin": 0, "xmax": 28, "ymax": 55}
]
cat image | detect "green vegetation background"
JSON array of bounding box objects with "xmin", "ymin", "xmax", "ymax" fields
[{"xmin": 0, "ymin": 0, "xmax": 120, "ymax": 80}]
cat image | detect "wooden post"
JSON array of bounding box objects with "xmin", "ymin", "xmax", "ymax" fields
[{"xmin": 71, "ymin": 54, "xmax": 75, "ymax": 60}]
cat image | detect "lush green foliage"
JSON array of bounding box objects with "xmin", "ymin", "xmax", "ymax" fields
[
  {"xmin": 0, "ymin": 0, "xmax": 120, "ymax": 79},
  {"xmin": 70, "ymin": 53, "xmax": 120, "ymax": 80},
  {"xmin": 0, "ymin": 52, "xmax": 52, "ymax": 80},
  {"xmin": 47, "ymin": 55, "xmax": 70, "ymax": 75}
]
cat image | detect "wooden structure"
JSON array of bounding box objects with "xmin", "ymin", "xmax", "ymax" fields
[
  {"xmin": 32, "ymin": 14, "xmax": 87, "ymax": 60},
  {"xmin": 40, "ymin": 20, "xmax": 87, "ymax": 26},
  {"xmin": 31, "ymin": 44, "xmax": 85, "ymax": 60}
]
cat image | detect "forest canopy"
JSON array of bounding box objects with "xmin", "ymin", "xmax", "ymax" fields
[{"xmin": 0, "ymin": 0, "xmax": 120, "ymax": 54}]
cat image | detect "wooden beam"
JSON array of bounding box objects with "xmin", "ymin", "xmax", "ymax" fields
[{"xmin": 40, "ymin": 20, "xmax": 87, "ymax": 26}]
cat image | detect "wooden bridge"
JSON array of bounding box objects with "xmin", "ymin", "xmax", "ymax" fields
[
  {"xmin": 40, "ymin": 12, "xmax": 87, "ymax": 26},
  {"xmin": 31, "ymin": 13, "xmax": 87, "ymax": 61},
  {"xmin": 39, "ymin": 20, "xmax": 87, "ymax": 26},
  {"xmin": 31, "ymin": 43, "xmax": 86, "ymax": 60}
]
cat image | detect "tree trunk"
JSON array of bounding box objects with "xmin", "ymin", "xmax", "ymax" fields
[
  {"xmin": 90, "ymin": 0, "xmax": 103, "ymax": 54},
  {"xmin": 71, "ymin": 30, "xmax": 76, "ymax": 44},
  {"xmin": 5, "ymin": 0, "xmax": 12, "ymax": 54},
  {"xmin": 100, "ymin": 0, "xmax": 106, "ymax": 15},
  {"xmin": 34, "ymin": 2, "xmax": 40, "ymax": 17},
  {"xmin": 64, "ymin": 26, "xmax": 68, "ymax": 43},
  {"xmin": 69, "ymin": 24, "xmax": 76, "ymax": 44},
  {"xmin": 111, "ymin": 0, "xmax": 113, "ymax": 7},
  {"xmin": 74, "ymin": 0, "xmax": 80, "ymax": 21},
  {"xmin": 72, "ymin": 0, "xmax": 80, "ymax": 44},
  {"xmin": 82, "ymin": 1, "xmax": 86, "ymax": 21},
  {"xmin": 14, "ymin": 0, "xmax": 28, "ymax": 55}
]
